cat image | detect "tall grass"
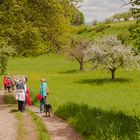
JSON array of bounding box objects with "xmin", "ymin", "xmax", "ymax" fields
[{"xmin": 56, "ymin": 102, "xmax": 140, "ymax": 140}]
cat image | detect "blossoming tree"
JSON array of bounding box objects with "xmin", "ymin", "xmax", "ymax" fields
[{"xmin": 86, "ymin": 35, "xmax": 140, "ymax": 80}]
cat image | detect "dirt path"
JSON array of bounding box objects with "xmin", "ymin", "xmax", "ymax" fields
[
  {"xmin": 0, "ymin": 91, "xmax": 38, "ymax": 140},
  {"xmin": 29, "ymin": 106, "xmax": 82, "ymax": 140},
  {"xmin": 0, "ymin": 90, "xmax": 82, "ymax": 140},
  {"xmin": 0, "ymin": 94, "xmax": 17, "ymax": 140}
]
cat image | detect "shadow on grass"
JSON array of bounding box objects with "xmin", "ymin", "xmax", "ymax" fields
[
  {"xmin": 76, "ymin": 78, "xmax": 132, "ymax": 85},
  {"xmin": 59, "ymin": 69, "xmax": 80, "ymax": 74},
  {"xmin": 10, "ymin": 109, "xmax": 19, "ymax": 113},
  {"xmin": 55, "ymin": 102, "xmax": 140, "ymax": 140}
]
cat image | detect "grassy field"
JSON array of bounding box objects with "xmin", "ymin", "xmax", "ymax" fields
[{"xmin": 2, "ymin": 54, "xmax": 140, "ymax": 140}]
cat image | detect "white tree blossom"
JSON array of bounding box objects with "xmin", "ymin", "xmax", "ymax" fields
[{"xmin": 85, "ymin": 35, "xmax": 140, "ymax": 80}]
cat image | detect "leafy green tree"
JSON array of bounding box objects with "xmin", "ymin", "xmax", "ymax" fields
[
  {"xmin": 128, "ymin": 0, "xmax": 140, "ymax": 51},
  {"xmin": 0, "ymin": 0, "xmax": 70, "ymax": 56},
  {"xmin": 129, "ymin": 24, "xmax": 140, "ymax": 51},
  {"xmin": 0, "ymin": 43, "xmax": 15, "ymax": 74},
  {"xmin": 130, "ymin": 0, "xmax": 140, "ymax": 21},
  {"xmin": 86, "ymin": 35, "xmax": 140, "ymax": 80},
  {"xmin": 61, "ymin": 0, "xmax": 84, "ymax": 25}
]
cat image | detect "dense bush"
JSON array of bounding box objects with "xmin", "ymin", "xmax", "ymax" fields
[
  {"xmin": 94, "ymin": 24, "xmax": 111, "ymax": 33},
  {"xmin": 77, "ymin": 26, "xmax": 89, "ymax": 34},
  {"xmin": 117, "ymin": 31, "xmax": 130, "ymax": 45}
]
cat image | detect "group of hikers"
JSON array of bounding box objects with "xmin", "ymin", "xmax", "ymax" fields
[
  {"xmin": 3, "ymin": 76, "xmax": 49, "ymax": 114},
  {"xmin": 3, "ymin": 75, "xmax": 32, "ymax": 112}
]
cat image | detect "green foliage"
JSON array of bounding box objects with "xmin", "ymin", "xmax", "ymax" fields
[
  {"xmin": 0, "ymin": 43, "xmax": 15, "ymax": 74},
  {"xmin": 0, "ymin": 0, "xmax": 70, "ymax": 56},
  {"xmin": 128, "ymin": 0, "xmax": 140, "ymax": 51},
  {"xmin": 94, "ymin": 24, "xmax": 111, "ymax": 33},
  {"xmin": 117, "ymin": 31, "xmax": 130, "ymax": 45},
  {"xmin": 61, "ymin": 0, "xmax": 84, "ymax": 25},
  {"xmin": 76, "ymin": 26, "xmax": 90, "ymax": 34},
  {"xmin": 129, "ymin": 23, "xmax": 140, "ymax": 51},
  {"xmin": 130, "ymin": 0, "xmax": 140, "ymax": 21}
]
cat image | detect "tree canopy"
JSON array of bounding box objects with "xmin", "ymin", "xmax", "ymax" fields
[
  {"xmin": 61, "ymin": 0, "xmax": 84, "ymax": 25},
  {"xmin": 0, "ymin": 0, "xmax": 83, "ymax": 56}
]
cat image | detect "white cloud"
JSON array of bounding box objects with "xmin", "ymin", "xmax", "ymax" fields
[{"xmin": 79, "ymin": 0, "xmax": 131, "ymax": 22}]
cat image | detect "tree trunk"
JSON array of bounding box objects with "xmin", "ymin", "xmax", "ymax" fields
[
  {"xmin": 79, "ymin": 59, "xmax": 84, "ymax": 71},
  {"xmin": 111, "ymin": 69, "xmax": 115, "ymax": 80}
]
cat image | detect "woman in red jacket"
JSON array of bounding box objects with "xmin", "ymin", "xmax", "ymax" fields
[
  {"xmin": 6, "ymin": 77, "xmax": 11, "ymax": 93},
  {"xmin": 3, "ymin": 76, "xmax": 7, "ymax": 91},
  {"xmin": 26, "ymin": 88, "xmax": 32, "ymax": 106}
]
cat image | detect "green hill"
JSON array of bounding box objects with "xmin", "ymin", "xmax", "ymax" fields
[{"xmin": 74, "ymin": 21, "xmax": 135, "ymax": 44}]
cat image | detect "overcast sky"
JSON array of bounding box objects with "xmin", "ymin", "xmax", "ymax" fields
[{"xmin": 79, "ymin": 0, "xmax": 131, "ymax": 23}]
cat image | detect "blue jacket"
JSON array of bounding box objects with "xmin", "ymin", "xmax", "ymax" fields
[{"xmin": 40, "ymin": 82, "xmax": 47, "ymax": 97}]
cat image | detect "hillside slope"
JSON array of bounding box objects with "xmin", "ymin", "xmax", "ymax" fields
[{"xmin": 75, "ymin": 21, "xmax": 135, "ymax": 43}]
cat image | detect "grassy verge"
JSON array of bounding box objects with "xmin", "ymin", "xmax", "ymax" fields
[
  {"xmin": 14, "ymin": 111, "xmax": 26, "ymax": 140},
  {"xmin": 3, "ymin": 94, "xmax": 17, "ymax": 104},
  {"xmin": 27, "ymin": 109, "xmax": 49, "ymax": 140},
  {"xmin": 55, "ymin": 103, "xmax": 140, "ymax": 140}
]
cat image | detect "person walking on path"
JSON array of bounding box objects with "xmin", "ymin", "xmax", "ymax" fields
[
  {"xmin": 40, "ymin": 79, "xmax": 47, "ymax": 113},
  {"xmin": 16, "ymin": 79, "xmax": 25, "ymax": 112}
]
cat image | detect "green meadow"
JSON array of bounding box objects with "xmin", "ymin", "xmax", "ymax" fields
[{"xmin": 2, "ymin": 54, "xmax": 140, "ymax": 140}]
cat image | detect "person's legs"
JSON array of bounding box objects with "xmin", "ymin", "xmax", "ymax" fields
[
  {"xmin": 18, "ymin": 101, "xmax": 22, "ymax": 112},
  {"xmin": 23, "ymin": 101, "xmax": 26, "ymax": 111},
  {"xmin": 7, "ymin": 86, "xmax": 11, "ymax": 93},
  {"xmin": 40, "ymin": 100, "xmax": 43, "ymax": 113},
  {"xmin": 18, "ymin": 101, "xmax": 20, "ymax": 111},
  {"xmin": 43, "ymin": 97, "xmax": 46, "ymax": 112},
  {"xmin": 4, "ymin": 85, "xmax": 7, "ymax": 91},
  {"xmin": 20, "ymin": 101, "xmax": 24, "ymax": 112}
]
